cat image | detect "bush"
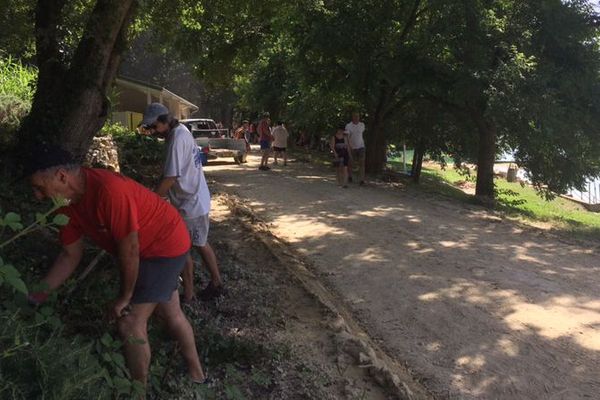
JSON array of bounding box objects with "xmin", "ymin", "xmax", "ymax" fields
[
  {"xmin": 0, "ymin": 57, "xmax": 37, "ymax": 148},
  {"xmin": 110, "ymin": 126, "xmax": 165, "ymax": 185},
  {"xmin": 0, "ymin": 203, "xmax": 144, "ymax": 400}
]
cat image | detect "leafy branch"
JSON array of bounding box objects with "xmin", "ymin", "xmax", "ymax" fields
[
  {"xmin": 0, "ymin": 196, "xmax": 70, "ymax": 249},
  {"xmin": 0, "ymin": 197, "xmax": 70, "ymax": 294}
]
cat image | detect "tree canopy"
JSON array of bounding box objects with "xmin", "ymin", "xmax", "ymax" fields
[{"xmin": 2, "ymin": 0, "xmax": 600, "ymax": 201}]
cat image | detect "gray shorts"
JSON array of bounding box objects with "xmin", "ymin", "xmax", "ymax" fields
[
  {"xmin": 184, "ymin": 213, "xmax": 210, "ymax": 247},
  {"xmin": 131, "ymin": 252, "xmax": 188, "ymax": 304}
]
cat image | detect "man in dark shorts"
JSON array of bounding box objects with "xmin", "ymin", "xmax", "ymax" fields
[
  {"xmin": 26, "ymin": 147, "xmax": 205, "ymax": 387},
  {"xmin": 257, "ymin": 112, "xmax": 273, "ymax": 170}
]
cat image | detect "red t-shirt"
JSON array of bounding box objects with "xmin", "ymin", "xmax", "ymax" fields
[
  {"xmin": 258, "ymin": 120, "xmax": 272, "ymax": 141},
  {"xmin": 59, "ymin": 168, "xmax": 190, "ymax": 259}
]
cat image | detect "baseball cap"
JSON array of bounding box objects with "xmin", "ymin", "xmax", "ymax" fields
[{"xmin": 141, "ymin": 103, "xmax": 169, "ymax": 127}]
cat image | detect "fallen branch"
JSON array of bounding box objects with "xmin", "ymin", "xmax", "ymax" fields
[{"xmin": 66, "ymin": 250, "xmax": 106, "ymax": 295}]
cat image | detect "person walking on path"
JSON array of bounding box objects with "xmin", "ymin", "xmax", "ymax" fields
[
  {"xmin": 258, "ymin": 113, "xmax": 273, "ymax": 171},
  {"xmin": 272, "ymin": 121, "xmax": 289, "ymax": 166},
  {"xmin": 234, "ymin": 120, "xmax": 251, "ymax": 153},
  {"xmin": 26, "ymin": 148, "xmax": 205, "ymax": 387},
  {"xmin": 142, "ymin": 103, "xmax": 224, "ymax": 302},
  {"xmin": 330, "ymin": 126, "xmax": 351, "ymax": 188},
  {"xmin": 345, "ymin": 112, "xmax": 366, "ymax": 185}
]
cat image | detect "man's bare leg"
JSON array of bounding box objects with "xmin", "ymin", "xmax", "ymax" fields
[
  {"xmin": 156, "ymin": 290, "xmax": 205, "ymax": 382},
  {"xmin": 197, "ymin": 243, "xmax": 222, "ymax": 287},
  {"xmin": 261, "ymin": 150, "xmax": 270, "ymax": 167},
  {"xmin": 118, "ymin": 302, "xmax": 157, "ymax": 385},
  {"xmin": 181, "ymin": 254, "xmax": 195, "ymax": 302},
  {"xmin": 347, "ymin": 152, "xmax": 354, "ymax": 181},
  {"xmin": 358, "ymin": 149, "xmax": 366, "ymax": 183}
]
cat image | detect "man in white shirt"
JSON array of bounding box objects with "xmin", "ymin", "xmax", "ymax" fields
[
  {"xmin": 143, "ymin": 103, "xmax": 224, "ymax": 302},
  {"xmin": 345, "ymin": 112, "xmax": 366, "ymax": 185},
  {"xmin": 271, "ymin": 121, "xmax": 289, "ymax": 166}
]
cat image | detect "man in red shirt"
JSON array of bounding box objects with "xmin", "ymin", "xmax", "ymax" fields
[
  {"xmin": 26, "ymin": 147, "xmax": 205, "ymax": 387},
  {"xmin": 257, "ymin": 112, "xmax": 273, "ymax": 170}
]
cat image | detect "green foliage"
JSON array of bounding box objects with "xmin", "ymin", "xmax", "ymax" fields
[
  {"xmin": 0, "ymin": 197, "xmax": 70, "ymax": 250},
  {"xmin": 0, "ymin": 311, "xmax": 113, "ymax": 400},
  {"xmin": 0, "ymin": 200, "xmax": 146, "ymax": 400},
  {"xmin": 230, "ymin": 0, "xmax": 600, "ymax": 199},
  {"xmin": 99, "ymin": 121, "xmax": 132, "ymax": 137},
  {"xmin": 0, "ymin": 1, "xmax": 36, "ymax": 61},
  {"xmin": 0, "ymin": 57, "xmax": 37, "ymax": 101},
  {"xmin": 0, "ymin": 257, "xmax": 27, "ymax": 295},
  {"xmin": 111, "ymin": 128, "xmax": 165, "ymax": 184},
  {"xmin": 96, "ymin": 333, "xmax": 145, "ymax": 397},
  {"xmin": 0, "ymin": 57, "xmax": 37, "ymax": 148},
  {"xmin": 0, "ymin": 200, "xmax": 70, "ymax": 295}
]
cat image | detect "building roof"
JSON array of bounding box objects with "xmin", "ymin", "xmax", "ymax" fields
[{"xmin": 116, "ymin": 75, "xmax": 198, "ymax": 111}]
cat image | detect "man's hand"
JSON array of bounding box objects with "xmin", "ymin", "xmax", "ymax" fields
[
  {"xmin": 27, "ymin": 291, "xmax": 49, "ymax": 306},
  {"xmin": 108, "ymin": 297, "xmax": 131, "ymax": 322}
]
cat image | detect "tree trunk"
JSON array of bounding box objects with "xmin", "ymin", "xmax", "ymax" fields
[
  {"xmin": 473, "ymin": 113, "xmax": 497, "ymax": 204},
  {"xmin": 18, "ymin": 0, "xmax": 136, "ymax": 159},
  {"xmin": 411, "ymin": 145, "xmax": 424, "ymax": 183},
  {"xmin": 365, "ymin": 122, "xmax": 387, "ymax": 174}
]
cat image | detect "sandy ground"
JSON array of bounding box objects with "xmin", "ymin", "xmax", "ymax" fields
[
  {"xmin": 203, "ymin": 149, "xmax": 600, "ymax": 400},
  {"xmin": 183, "ymin": 197, "xmax": 394, "ymax": 399}
]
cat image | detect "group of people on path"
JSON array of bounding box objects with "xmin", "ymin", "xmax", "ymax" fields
[
  {"xmin": 25, "ymin": 103, "xmax": 223, "ymax": 390},
  {"xmin": 234, "ymin": 113, "xmax": 290, "ymax": 171},
  {"xmin": 234, "ymin": 111, "xmax": 366, "ymax": 187}
]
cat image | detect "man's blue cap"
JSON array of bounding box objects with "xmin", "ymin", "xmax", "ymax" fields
[{"xmin": 141, "ymin": 103, "xmax": 169, "ymax": 127}]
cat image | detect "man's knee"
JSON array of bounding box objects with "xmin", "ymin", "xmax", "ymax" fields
[
  {"xmin": 162, "ymin": 306, "xmax": 188, "ymax": 329},
  {"xmin": 118, "ymin": 313, "xmax": 147, "ymax": 339}
]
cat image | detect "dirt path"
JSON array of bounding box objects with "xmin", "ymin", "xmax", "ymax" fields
[
  {"xmin": 204, "ymin": 150, "xmax": 600, "ymax": 400},
  {"xmin": 185, "ymin": 196, "xmax": 396, "ymax": 400}
]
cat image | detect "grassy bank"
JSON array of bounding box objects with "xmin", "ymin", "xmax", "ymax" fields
[{"xmin": 409, "ymin": 163, "xmax": 600, "ymax": 236}]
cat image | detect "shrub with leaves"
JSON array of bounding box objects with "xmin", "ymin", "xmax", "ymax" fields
[
  {"xmin": 0, "ymin": 57, "xmax": 37, "ymax": 148},
  {"xmin": 0, "ymin": 199, "xmax": 147, "ymax": 400}
]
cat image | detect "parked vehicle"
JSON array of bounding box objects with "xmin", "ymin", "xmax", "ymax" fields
[{"xmin": 181, "ymin": 118, "xmax": 247, "ymax": 164}]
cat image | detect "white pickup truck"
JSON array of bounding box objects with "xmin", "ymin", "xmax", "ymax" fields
[{"xmin": 181, "ymin": 118, "xmax": 247, "ymax": 164}]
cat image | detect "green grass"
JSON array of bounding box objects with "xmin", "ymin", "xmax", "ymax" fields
[
  {"xmin": 420, "ymin": 163, "xmax": 600, "ymax": 236},
  {"xmin": 0, "ymin": 57, "xmax": 37, "ymax": 101}
]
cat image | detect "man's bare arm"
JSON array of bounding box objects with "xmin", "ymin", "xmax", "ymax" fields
[
  {"xmin": 116, "ymin": 231, "xmax": 140, "ymax": 303},
  {"xmin": 155, "ymin": 176, "xmax": 177, "ymax": 198},
  {"xmin": 43, "ymin": 239, "xmax": 84, "ymax": 290}
]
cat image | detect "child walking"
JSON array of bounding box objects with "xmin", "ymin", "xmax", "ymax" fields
[{"xmin": 330, "ymin": 126, "xmax": 351, "ymax": 188}]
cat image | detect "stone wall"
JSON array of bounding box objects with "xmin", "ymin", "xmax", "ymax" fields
[{"xmin": 84, "ymin": 135, "xmax": 120, "ymax": 172}]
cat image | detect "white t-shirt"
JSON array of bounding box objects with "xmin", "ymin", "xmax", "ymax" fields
[
  {"xmin": 345, "ymin": 121, "xmax": 365, "ymax": 149},
  {"xmin": 272, "ymin": 126, "xmax": 289, "ymax": 148},
  {"xmin": 164, "ymin": 123, "xmax": 211, "ymax": 218}
]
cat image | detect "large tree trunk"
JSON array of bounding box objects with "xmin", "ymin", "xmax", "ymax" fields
[
  {"xmin": 18, "ymin": 0, "xmax": 136, "ymax": 159},
  {"xmin": 473, "ymin": 113, "xmax": 497, "ymax": 204},
  {"xmin": 365, "ymin": 86, "xmax": 392, "ymax": 175}
]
